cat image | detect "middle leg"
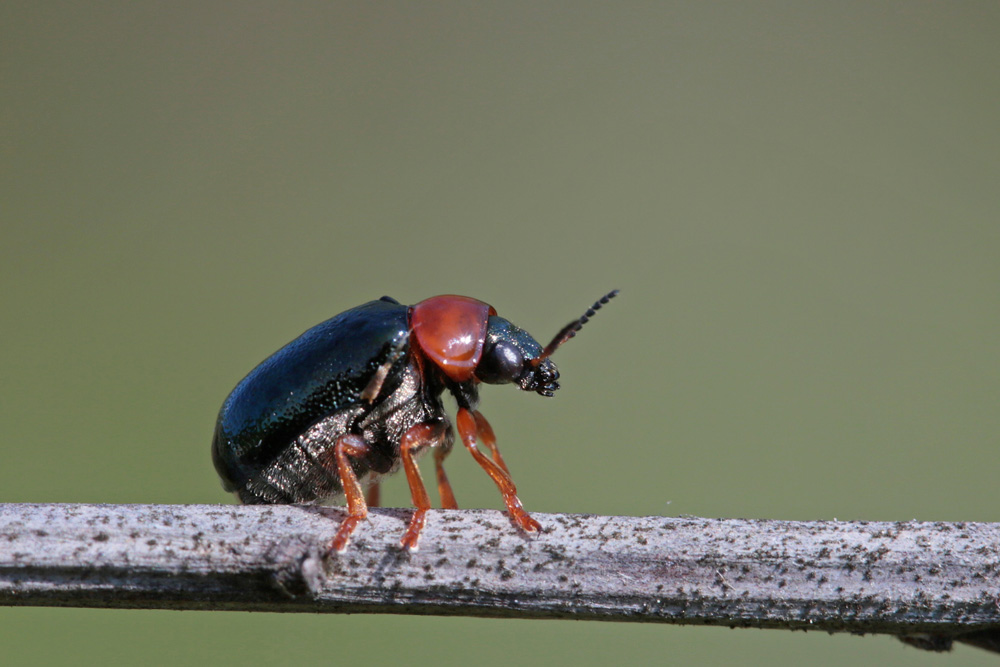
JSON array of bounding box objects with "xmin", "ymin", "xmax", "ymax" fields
[{"xmin": 399, "ymin": 421, "xmax": 450, "ymax": 551}]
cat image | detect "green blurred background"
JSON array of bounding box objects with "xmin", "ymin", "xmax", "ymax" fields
[{"xmin": 3, "ymin": 2, "xmax": 998, "ymax": 665}]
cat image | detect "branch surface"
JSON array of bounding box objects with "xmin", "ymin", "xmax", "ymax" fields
[{"xmin": 2, "ymin": 504, "xmax": 999, "ymax": 653}]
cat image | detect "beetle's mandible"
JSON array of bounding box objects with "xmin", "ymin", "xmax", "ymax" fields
[{"xmin": 212, "ymin": 290, "xmax": 618, "ymax": 552}]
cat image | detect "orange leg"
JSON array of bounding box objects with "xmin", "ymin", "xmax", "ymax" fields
[
  {"xmin": 329, "ymin": 434, "xmax": 372, "ymax": 553},
  {"xmin": 472, "ymin": 410, "xmax": 510, "ymax": 476},
  {"xmin": 456, "ymin": 408, "xmax": 541, "ymax": 534},
  {"xmin": 365, "ymin": 480, "xmax": 381, "ymax": 508},
  {"xmin": 434, "ymin": 442, "xmax": 459, "ymax": 510},
  {"xmin": 399, "ymin": 422, "xmax": 448, "ymax": 551}
]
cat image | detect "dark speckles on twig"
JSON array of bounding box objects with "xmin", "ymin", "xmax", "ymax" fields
[{"xmin": 1, "ymin": 504, "xmax": 1000, "ymax": 655}]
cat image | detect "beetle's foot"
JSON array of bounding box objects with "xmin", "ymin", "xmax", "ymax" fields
[
  {"xmin": 500, "ymin": 491, "xmax": 540, "ymax": 533},
  {"xmin": 399, "ymin": 508, "xmax": 427, "ymax": 552},
  {"xmin": 510, "ymin": 508, "xmax": 541, "ymax": 533},
  {"xmin": 330, "ymin": 515, "xmax": 363, "ymax": 554}
]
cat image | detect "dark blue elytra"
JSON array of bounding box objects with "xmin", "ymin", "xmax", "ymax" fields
[{"xmin": 212, "ymin": 297, "xmax": 411, "ymax": 500}]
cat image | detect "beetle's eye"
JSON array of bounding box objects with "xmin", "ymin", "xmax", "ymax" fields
[{"xmin": 477, "ymin": 340, "xmax": 525, "ymax": 385}]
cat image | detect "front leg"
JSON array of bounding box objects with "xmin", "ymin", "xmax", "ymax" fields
[{"xmin": 456, "ymin": 407, "xmax": 541, "ymax": 534}]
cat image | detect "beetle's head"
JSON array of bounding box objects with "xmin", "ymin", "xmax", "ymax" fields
[
  {"xmin": 476, "ymin": 289, "xmax": 620, "ymax": 397},
  {"xmin": 410, "ymin": 290, "xmax": 619, "ymax": 398},
  {"xmin": 476, "ymin": 316, "xmax": 561, "ymax": 396}
]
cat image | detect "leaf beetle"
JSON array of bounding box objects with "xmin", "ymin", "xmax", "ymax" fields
[{"xmin": 212, "ymin": 290, "xmax": 618, "ymax": 552}]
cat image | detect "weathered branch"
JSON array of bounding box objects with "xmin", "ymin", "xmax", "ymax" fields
[{"xmin": 2, "ymin": 504, "xmax": 999, "ymax": 653}]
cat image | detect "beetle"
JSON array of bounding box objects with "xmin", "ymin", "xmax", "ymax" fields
[{"xmin": 212, "ymin": 290, "xmax": 618, "ymax": 552}]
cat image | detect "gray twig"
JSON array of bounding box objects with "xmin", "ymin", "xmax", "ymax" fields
[{"xmin": 2, "ymin": 504, "xmax": 999, "ymax": 654}]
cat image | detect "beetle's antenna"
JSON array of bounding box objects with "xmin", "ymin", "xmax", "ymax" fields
[{"xmin": 531, "ymin": 289, "xmax": 619, "ymax": 366}]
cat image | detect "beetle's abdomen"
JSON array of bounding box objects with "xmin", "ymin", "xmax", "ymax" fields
[
  {"xmin": 230, "ymin": 361, "xmax": 448, "ymax": 504},
  {"xmin": 228, "ymin": 403, "xmax": 365, "ymax": 504},
  {"xmin": 212, "ymin": 299, "xmax": 411, "ymax": 500}
]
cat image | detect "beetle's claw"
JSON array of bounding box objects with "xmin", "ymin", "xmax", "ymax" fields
[
  {"xmin": 399, "ymin": 532, "xmax": 421, "ymax": 552},
  {"xmin": 330, "ymin": 535, "xmax": 350, "ymax": 554},
  {"xmin": 330, "ymin": 514, "xmax": 363, "ymax": 554},
  {"xmin": 516, "ymin": 513, "xmax": 542, "ymax": 533}
]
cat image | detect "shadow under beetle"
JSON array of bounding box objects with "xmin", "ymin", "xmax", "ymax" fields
[{"xmin": 212, "ymin": 290, "xmax": 618, "ymax": 552}]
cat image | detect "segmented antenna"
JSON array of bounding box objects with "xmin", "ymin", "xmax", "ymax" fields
[{"xmin": 532, "ymin": 289, "xmax": 619, "ymax": 366}]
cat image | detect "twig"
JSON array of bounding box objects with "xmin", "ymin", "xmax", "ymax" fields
[{"xmin": 2, "ymin": 504, "xmax": 999, "ymax": 653}]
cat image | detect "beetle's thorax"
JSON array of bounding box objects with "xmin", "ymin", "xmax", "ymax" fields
[
  {"xmin": 409, "ymin": 296, "xmax": 495, "ymax": 384},
  {"xmin": 407, "ymin": 296, "xmax": 562, "ymax": 400}
]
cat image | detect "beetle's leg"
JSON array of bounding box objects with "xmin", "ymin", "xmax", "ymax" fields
[
  {"xmin": 399, "ymin": 422, "xmax": 448, "ymax": 551},
  {"xmin": 330, "ymin": 433, "xmax": 372, "ymax": 553},
  {"xmin": 360, "ymin": 338, "xmax": 407, "ymax": 403},
  {"xmin": 472, "ymin": 411, "xmax": 510, "ymax": 476},
  {"xmin": 365, "ymin": 480, "xmax": 381, "ymax": 508},
  {"xmin": 433, "ymin": 435, "xmax": 458, "ymax": 510},
  {"xmin": 456, "ymin": 408, "xmax": 541, "ymax": 534}
]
